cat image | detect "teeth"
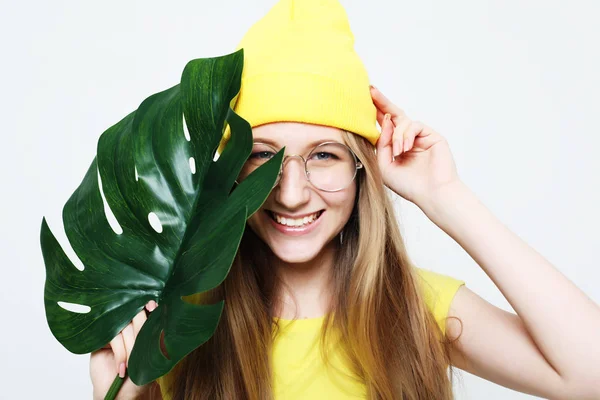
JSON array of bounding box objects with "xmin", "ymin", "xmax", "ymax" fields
[{"xmin": 273, "ymin": 211, "xmax": 320, "ymax": 227}]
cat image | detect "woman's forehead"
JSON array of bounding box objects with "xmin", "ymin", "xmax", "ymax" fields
[{"xmin": 252, "ymin": 122, "xmax": 345, "ymax": 146}]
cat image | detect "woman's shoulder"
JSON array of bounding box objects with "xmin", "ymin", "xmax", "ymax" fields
[
  {"xmin": 413, "ymin": 266, "xmax": 465, "ymax": 289},
  {"xmin": 413, "ymin": 266, "xmax": 466, "ymax": 335}
]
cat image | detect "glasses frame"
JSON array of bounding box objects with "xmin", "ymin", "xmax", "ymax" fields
[{"xmin": 237, "ymin": 140, "xmax": 364, "ymax": 192}]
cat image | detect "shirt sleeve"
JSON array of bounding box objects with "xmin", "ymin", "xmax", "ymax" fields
[{"xmin": 414, "ymin": 267, "xmax": 466, "ymax": 337}]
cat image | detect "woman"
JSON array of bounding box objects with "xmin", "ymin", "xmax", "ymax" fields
[{"xmin": 90, "ymin": 0, "xmax": 600, "ymax": 399}]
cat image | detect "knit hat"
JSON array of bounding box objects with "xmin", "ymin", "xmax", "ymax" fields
[{"xmin": 217, "ymin": 0, "xmax": 380, "ymax": 154}]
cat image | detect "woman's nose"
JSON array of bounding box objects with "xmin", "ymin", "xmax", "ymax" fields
[{"xmin": 275, "ymin": 155, "xmax": 310, "ymax": 208}]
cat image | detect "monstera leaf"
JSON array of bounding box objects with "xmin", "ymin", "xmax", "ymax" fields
[{"xmin": 39, "ymin": 49, "xmax": 283, "ymax": 390}]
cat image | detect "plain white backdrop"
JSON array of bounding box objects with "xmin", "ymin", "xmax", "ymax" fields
[{"xmin": 1, "ymin": 0, "xmax": 598, "ymax": 398}]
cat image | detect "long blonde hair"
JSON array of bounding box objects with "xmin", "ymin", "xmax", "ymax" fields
[{"xmin": 153, "ymin": 131, "xmax": 462, "ymax": 399}]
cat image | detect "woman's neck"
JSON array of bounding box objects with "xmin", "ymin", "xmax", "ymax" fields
[{"xmin": 272, "ymin": 242, "xmax": 336, "ymax": 319}]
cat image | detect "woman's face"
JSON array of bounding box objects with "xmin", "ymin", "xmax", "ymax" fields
[{"xmin": 245, "ymin": 122, "xmax": 357, "ymax": 264}]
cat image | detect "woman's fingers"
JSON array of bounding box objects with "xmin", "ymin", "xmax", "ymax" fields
[
  {"xmin": 371, "ymin": 85, "xmax": 415, "ymax": 159},
  {"xmin": 376, "ymin": 113, "xmax": 394, "ymax": 164},
  {"xmin": 370, "ymin": 85, "xmax": 406, "ymax": 119},
  {"xmin": 145, "ymin": 300, "xmax": 158, "ymax": 312},
  {"xmin": 125, "ymin": 301, "xmax": 159, "ymax": 368},
  {"xmin": 376, "ymin": 109, "xmax": 385, "ymax": 128},
  {"xmin": 392, "ymin": 117, "xmax": 412, "ymax": 158},
  {"xmin": 109, "ymin": 333, "xmax": 127, "ymax": 378},
  {"xmin": 121, "ymin": 322, "xmax": 135, "ymax": 369},
  {"xmin": 402, "ymin": 121, "xmax": 425, "ymax": 152},
  {"xmin": 132, "ymin": 308, "xmax": 147, "ymax": 338},
  {"xmin": 376, "ymin": 111, "xmax": 415, "ymax": 163},
  {"xmin": 100, "ymin": 301, "xmax": 157, "ymax": 350}
]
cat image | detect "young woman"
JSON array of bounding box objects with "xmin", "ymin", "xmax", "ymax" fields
[{"xmin": 90, "ymin": 0, "xmax": 600, "ymax": 399}]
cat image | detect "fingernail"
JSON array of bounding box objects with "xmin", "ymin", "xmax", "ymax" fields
[
  {"xmin": 384, "ymin": 113, "xmax": 390, "ymax": 122},
  {"xmin": 370, "ymin": 84, "xmax": 376, "ymax": 90},
  {"xmin": 119, "ymin": 362, "xmax": 126, "ymax": 378},
  {"xmin": 146, "ymin": 300, "xmax": 158, "ymax": 312}
]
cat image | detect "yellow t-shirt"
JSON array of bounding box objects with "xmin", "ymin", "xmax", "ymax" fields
[{"xmin": 158, "ymin": 268, "xmax": 465, "ymax": 399}]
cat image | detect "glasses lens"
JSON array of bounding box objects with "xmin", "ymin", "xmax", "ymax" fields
[
  {"xmin": 238, "ymin": 143, "xmax": 279, "ymax": 185},
  {"xmin": 307, "ymin": 143, "xmax": 358, "ymax": 191}
]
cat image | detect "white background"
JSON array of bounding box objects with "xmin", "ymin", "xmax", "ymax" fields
[{"xmin": 1, "ymin": 0, "xmax": 599, "ymax": 398}]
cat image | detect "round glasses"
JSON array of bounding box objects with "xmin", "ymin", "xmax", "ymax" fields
[{"xmin": 237, "ymin": 141, "xmax": 363, "ymax": 192}]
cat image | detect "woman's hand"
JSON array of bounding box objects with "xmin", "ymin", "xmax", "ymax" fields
[
  {"xmin": 90, "ymin": 300, "xmax": 158, "ymax": 400},
  {"xmin": 370, "ymin": 85, "xmax": 462, "ymax": 208}
]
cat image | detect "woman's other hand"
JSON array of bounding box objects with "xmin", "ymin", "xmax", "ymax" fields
[
  {"xmin": 370, "ymin": 85, "xmax": 462, "ymax": 207},
  {"xmin": 90, "ymin": 300, "xmax": 158, "ymax": 400}
]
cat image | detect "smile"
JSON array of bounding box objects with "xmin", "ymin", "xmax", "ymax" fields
[
  {"xmin": 269, "ymin": 210, "xmax": 323, "ymax": 227},
  {"xmin": 265, "ymin": 210, "xmax": 325, "ymax": 236}
]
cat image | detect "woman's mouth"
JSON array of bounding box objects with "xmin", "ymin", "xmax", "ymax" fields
[{"xmin": 264, "ymin": 209, "xmax": 325, "ymax": 235}]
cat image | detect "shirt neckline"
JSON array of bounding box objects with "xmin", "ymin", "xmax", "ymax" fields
[
  {"xmin": 272, "ymin": 314, "xmax": 327, "ymax": 332},
  {"xmin": 274, "ymin": 314, "xmax": 326, "ymax": 322}
]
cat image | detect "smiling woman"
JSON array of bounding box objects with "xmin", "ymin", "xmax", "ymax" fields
[
  {"xmin": 115, "ymin": 0, "xmax": 469, "ymax": 398},
  {"xmin": 84, "ymin": 0, "xmax": 600, "ymax": 399},
  {"xmin": 154, "ymin": 124, "xmax": 466, "ymax": 400}
]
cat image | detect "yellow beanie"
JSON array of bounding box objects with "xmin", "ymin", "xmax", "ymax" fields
[{"xmin": 217, "ymin": 0, "xmax": 380, "ymax": 154}]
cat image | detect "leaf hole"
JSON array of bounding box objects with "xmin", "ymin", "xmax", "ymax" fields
[
  {"xmin": 134, "ymin": 165, "xmax": 139, "ymax": 182},
  {"xmin": 97, "ymin": 169, "xmax": 123, "ymax": 235},
  {"xmin": 148, "ymin": 212, "xmax": 163, "ymax": 233},
  {"xmin": 183, "ymin": 114, "xmax": 191, "ymax": 142},
  {"xmin": 160, "ymin": 330, "xmax": 171, "ymax": 360},
  {"xmin": 189, "ymin": 157, "xmax": 196, "ymax": 174},
  {"xmin": 43, "ymin": 219, "xmax": 85, "ymax": 271},
  {"xmin": 57, "ymin": 301, "xmax": 91, "ymax": 314}
]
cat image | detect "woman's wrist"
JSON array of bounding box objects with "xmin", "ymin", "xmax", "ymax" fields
[{"xmin": 417, "ymin": 180, "xmax": 470, "ymax": 220}]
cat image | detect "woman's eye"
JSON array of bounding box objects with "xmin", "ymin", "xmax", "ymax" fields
[
  {"xmin": 250, "ymin": 151, "xmax": 275, "ymax": 160},
  {"xmin": 312, "ymin": 152, "xmax": 336, "ymax": 160}
]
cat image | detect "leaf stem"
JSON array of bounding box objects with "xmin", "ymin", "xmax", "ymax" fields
[{"xmin": 104, "ymin": 373, "xmax": 125, "ymax": 400}]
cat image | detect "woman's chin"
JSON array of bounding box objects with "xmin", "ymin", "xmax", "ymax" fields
[
  {"xmin": 266, "ymin": 240, "xmax": 326, "ymax": 264},
  {"xmin": 271, "ymin": 245, "xmax": 319, "ymax": 264}
]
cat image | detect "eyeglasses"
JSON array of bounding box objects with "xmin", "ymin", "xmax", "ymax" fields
[{"xmin": 236, "ymin": 141, "xmax": 363, "ymax": 192}]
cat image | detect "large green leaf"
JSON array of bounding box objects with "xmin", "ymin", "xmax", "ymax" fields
[{"xmin": 40, "ymin": 49, "xmax": 283, "ymax": 385}]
